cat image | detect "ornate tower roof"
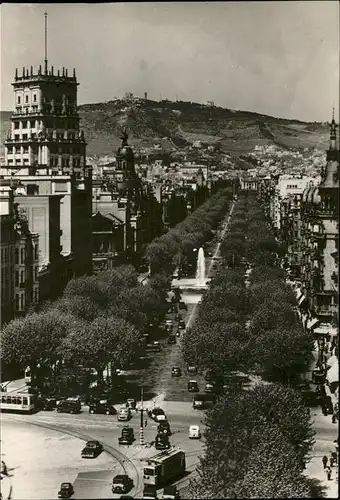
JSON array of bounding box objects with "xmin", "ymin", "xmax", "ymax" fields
[{"xmin": 327, "ymin": 108, "xmax": 339, "ymax": 162}]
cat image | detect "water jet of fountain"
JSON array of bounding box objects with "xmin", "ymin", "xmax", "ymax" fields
[{"xmin": 196, "ymin": 247, "xmax": 206, "ymax": 286}]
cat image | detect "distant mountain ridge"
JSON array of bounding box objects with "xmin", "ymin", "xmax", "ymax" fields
[{"xmin": 0, "ymin": 99, "xmax": 330, "ymax": 158}]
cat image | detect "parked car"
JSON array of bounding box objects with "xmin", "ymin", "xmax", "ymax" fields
[
  {"xmin": 89, "ymin": 399, "xmax": 116, "ymax": 415},
  {"xmin": 178, "ymin": 320, "xmax": 185, "ymax": 329},
  {"xmin": 179, "ymin": 301, "xmax": 187, "ymax": 310},
  {"xmin": 155, "ymin": 433, "xmax": 170, "ymax": 450},
  {"xmin": 163, "ymin": 485, "xmax": 180, "ymax": 499},
  {"xmin": 58, "ymin": 482, "xmax": 74, "ymax": 498},
  {"xmin": 81, "ymin": 440, "xmax": 103, "ymax": 458},
  {"xmin": 148, "ymin": 407, "xmax": 166, "ymax": 422},
  {"xmin": 118, "ymin": 407, "xmax": 132, "ymax": 421},
  {"xmin": 188, "ymin": 380, "xmax": 199, "ymax": 393},
  {"xmin": 118, "ymin": 426, "xmax": 135, "ymax": 445},
  {"xmin": 171, "ymin": 366, "xmax": 182, "ymax": 377},
  {"xmin": 112, "ymin": 475, "xmax": 133, "ymax": 494},
  {"xmin": 167, "ymin": 334, "xmax": 177, "ymax": 345},
  {"xmin": 189, "ymin": 425, "xmax": 201, "ymax": 439}
]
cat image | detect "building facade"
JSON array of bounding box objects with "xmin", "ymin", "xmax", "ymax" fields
[
  {"xmin": 0, "ymin": 182, "xmax": 39, "ymax": 325},
  {"xmin": 1, "ymin": 62, "xmax": 92, "ymax": 301}
]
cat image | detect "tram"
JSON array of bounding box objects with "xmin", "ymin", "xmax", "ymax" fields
[{"xmin": 0, "ymin": 391, "xmax": 36, "ymax": 413}]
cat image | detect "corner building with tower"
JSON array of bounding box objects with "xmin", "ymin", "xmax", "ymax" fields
[{"xmin": 1, "ymin": 57, "xmax": 92, "ymax": 309}]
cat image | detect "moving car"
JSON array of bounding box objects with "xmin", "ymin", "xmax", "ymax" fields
[
  {"xmin": 57, "ymin": 398, "xmax": 81, "ymax": 414},
  {"xmin": 187, "ymin": 365, "xmax": 198, "ymax": 374},
  {"xmin": 178, "ymin": 320, "xmax": 185, "ymax": 330},
  {"xmin": 155, "ymin": 433, "xmax": 170, "ymax": 450},
  {"xmin": 167, "ymin": 335, "xmax": 177, "ymax": 345},
  {"xmin": 143, "ymin": 485, "xmax": 158, "ymax": 499},
  {"xmin": 189, "ymin": 425, "xmax": 201, "ymax": 439},
  {"xmin": 204, "ymin": 382, "xmax": 215, "ymax": 393},
  {"xmin": 81, "ymin": 440, "xmax": 103, "ymax": 458},
  {"xmin": 58, "ymin": 482, "xmax": 74, "ymax": 498},
  {"xmin": 163, "ymin": 485, "xmax": 180, "ymax": 499},
  {"xmin": 171, "ymin": 367, "xmax": 182, "ymax": 377},
  {"xmin": 118, "ymin": 426, "xmax": 135, "ymax": 445},
  {"xmin": 126, "ymin": 398, "xmax": 136, "ymax": 409},
  {"xmin": 89, "ymin": 399, "xmax": 116, "ymax": 415},
  {"xmin": 148, "ymin": 407, "xmax": 166, "ymax": 422},
  {"xmin": 118, "ymin": 407, "xmax": 132, "ymax": 421},
  {"xmin": 188, "ymin": 380, "xmax": 199, "ymax": 393},
  {"xmin": 152, "ymin": 341, "xmax": 161, "ymax": 352},
  {"xmin": 112, "ymin": 475, "xmax": 134, "ymax": 494},
  {"xmin": 178, "ymin": 301, "xmax": 187, "ymax": 310},
  {"xmin": 193, "ymin": 394, "xmax": 216, "ymax": 409}
]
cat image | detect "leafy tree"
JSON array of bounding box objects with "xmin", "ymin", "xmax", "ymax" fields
[
  {"xmin": 251, "ymin": 327, "xmax": 313, "ymax": 385},
  {"xmin": 1, "ymin": 310, "xmax": 81, "ymax": 383},
  {"xmin": 61, "ymin": 316, "xmax": 141, "ymax": 383},
  {"xmin": 248, "ymin": 300, "xmax": 298, "ymax": 334},
  {"xmin": 52, "ymin": 295, "xmax": 103, "ymax": 322},
  {"xmin": 63, "ymin": 276, "xmax": 107, "ymax": 307},
  {"xmin": 234, "ymin": 425, "xmax": 312, "ymax": 498}
]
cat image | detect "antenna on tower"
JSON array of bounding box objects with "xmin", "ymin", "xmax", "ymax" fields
[{"xmin": 44, "ymin": 11, "xmax": 48, "ymax": 74}]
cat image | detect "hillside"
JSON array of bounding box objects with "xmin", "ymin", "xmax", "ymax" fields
[{"xmin": 1, "ymin": 99, "xmax": 329, "ymax": 158}]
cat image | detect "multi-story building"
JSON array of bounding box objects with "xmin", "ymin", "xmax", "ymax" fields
[
  {"xmin": 90, "ymin": 132, "xmax": 163, "ymax": 270},
  {"xmin": 1, "ymin": 61, "xmax": 92, "ymax": 296},
  {"xmin": 0, "ymin": 181, "xmax": 39, "ymax": 325},
  {"xmin": 300, "ymin": 115, "xmax": 339, "ymax": 334}
]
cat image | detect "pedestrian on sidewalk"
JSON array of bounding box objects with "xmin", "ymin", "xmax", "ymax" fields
[
  {"xmin": 322, "ymin": 455, "xmax": 328, "ymax": 469},
  {"xmin": 325, "ymin": 465, "xmax": 332, "ymax": 481},
  {"xmin": 331, "ymin": 451, "xmax": 337, "ymax": 464}
]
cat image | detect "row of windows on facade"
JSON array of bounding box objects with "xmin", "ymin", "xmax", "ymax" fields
[
  {"xmin": 1, "ymin": 246, "xmax": 38, "ymax": 264},
  {"xmin": 7, "ymin": 158, "xmax": 82, "ymax": 168},
  {"xmin": 15, "ymin": 267, "xmax": 39, "ymax": 285},
  {"xmin": 15, "ymin": 289, "xmax": 39, "ymax": 311},
  {"xmin": 9, "ymin": 144, "xmax": 83, "ymax": 154},
  {"xmin": 13, "ymin": 120, "xmax": 78, "ymax": 130},
  {"xmin": 17, "ymin": 94, "xmax": 37, "ymax": 104}
]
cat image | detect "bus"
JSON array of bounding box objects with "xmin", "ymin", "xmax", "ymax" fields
[
  {"xmin": 143, "ymin": 449, "xmax": 185, "ymax": 487},
  {"xmin": 0, "ymin": 391, "xmax": 36, "ymax": 413}
]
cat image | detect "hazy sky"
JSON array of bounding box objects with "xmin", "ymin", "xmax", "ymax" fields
[{"xmin": 1, "ymin": 2, "xmax": 339, "ymax": 121}]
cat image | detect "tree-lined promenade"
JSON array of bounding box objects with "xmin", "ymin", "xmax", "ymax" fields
[
  {"xmin": 1, "ymin": 188, "xmax": 233, "ymax": 398},
  {"xmin": 184, "ymin": 192, "xmax": 318, "ymax": 499}
]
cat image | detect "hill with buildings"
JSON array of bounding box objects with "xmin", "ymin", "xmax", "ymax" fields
[{"xmin": 1, "ymin": 98, "xmax": 329, "ymax": 158}]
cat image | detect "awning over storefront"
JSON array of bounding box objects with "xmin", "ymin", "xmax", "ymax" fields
[
  {"xmin": 326, "ymin": 363, "xmax": 339, "ymax": 384},
  {"xmin": 307, "ymin": 317, "xmax": 320, "ymax": 330},
  {"xmin": 314, "ymin": 325, "xmax": 338, "ymax": 337}
]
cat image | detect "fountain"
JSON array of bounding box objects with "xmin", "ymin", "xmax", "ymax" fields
[
  {"xmin": 195, "ymin": 247, "xmax": 206, "ymax": 286},
  {"xmin": 171, "ymin": 247, "xmax": 210, "ymax": 300}
]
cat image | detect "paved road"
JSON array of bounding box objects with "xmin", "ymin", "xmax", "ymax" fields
[
  {"xmin": 2, "ymin": 204, "xmax": 235, "ymax": 499},
  {"xmin": 1, "ymin": 419, "xmax": 122, "ymax": 500}
]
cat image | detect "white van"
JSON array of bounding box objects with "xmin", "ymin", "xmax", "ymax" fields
[{"xmin": 118, "ymin": 407, "xmax": 131, "ymax": 421}]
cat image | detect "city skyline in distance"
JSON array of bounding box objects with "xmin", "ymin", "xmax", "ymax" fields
[{"xmin": 1, "ymin": 2, "xmax": 339, "ymax": 123}]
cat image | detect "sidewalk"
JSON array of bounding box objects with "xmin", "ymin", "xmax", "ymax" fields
[{"xmin": 305, "ymin": 407, "xmax": 338, "ymax": 498}]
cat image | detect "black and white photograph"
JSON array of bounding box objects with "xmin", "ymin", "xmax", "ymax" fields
[{"xmin": 0, "ymin": 2, "xmax": 339, "ymax": 499}]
